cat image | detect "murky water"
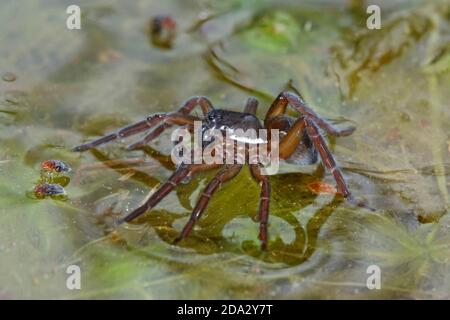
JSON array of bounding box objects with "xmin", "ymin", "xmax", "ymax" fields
[{"xmin": 0, "ymin": 0, "xmax": 449, "ymax": 299}]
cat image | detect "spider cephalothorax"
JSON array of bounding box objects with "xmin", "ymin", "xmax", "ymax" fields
[{"xmin": 74, "ymin": 91, "xmax": 364, "ymax": 249}]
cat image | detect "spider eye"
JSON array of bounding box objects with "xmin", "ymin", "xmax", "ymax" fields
[
  {"xmin": 208, "ymin": 111, "xmax": 222, "ymax": 122},
  {"xmin": 215, "ymin": 112, "xmax": 223, "ymax": 121}
]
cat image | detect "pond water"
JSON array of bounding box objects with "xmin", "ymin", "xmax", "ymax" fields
[{"xmin": 0, "ymin": 0, "xmax": 449, "ymax": 299}]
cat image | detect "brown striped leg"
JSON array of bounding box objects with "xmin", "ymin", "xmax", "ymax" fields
[
  {"xmin": 264, "ymin": 91, "xmax": 355, "ymax": 137},
  {"xmin": 127, "ymin": 96, "xmax": 214, "ymax": 149},
  {"xmin": 304, "ymin": 122, "xmax": 373, "ymax": 211},
  {"xmin": 118, "ymin": 163, "xmax": 221, "ymax": 224},
  {"xmin": 126, "ymin": 123, "xmax": 171, "ymax": 150},
  {"xmin": 304, "ymin": 119, "xmax": 351, "ymax": 198},
  {"xmin": 174, "ymin": 165, "xmax": 242, "ymax": 243},
  {"xmin": 177, "ymin": 96, "xmax": 214, "ymax": 115},
  {"xmin": 243, "ymin": 97, "xmax": 259, "ymax": 115},
  {"xmin": 73, "ymin": 113, "xmax": 199, "ymax": 152},
  {"xmin": 250, "ymin": 164, "xmax": 271, "ymax": 250}
]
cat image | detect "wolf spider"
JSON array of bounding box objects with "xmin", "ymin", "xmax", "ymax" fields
[{"xmin": 74, "ymin": 91, "xmax": 365, "ymax": 250}]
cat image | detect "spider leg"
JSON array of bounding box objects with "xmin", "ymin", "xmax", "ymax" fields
[
  {"xmin": 127, "ymin": 96, "xmax": 214, "ymax": 149},
  {"xmin": 174, "ymin": 164, "xmax": 242, "ymax": 243},
  {"xmin": 73, "ymin": 113, "xmax": 199, "ymax": 152},
  {"xmin": 265, "ymin": 91, "xmax": 355, "ymax": 137},
  {"xmin": 305, "ymin": 121, "xmax": 374, "ymax": 210},
  {"xmin": 304, "ymin": 119, "xmax": 351, "ymax": 198},
  {"xmin": 125, "ymin": 123, "xmax": 171, "ymax": 150},
  {"xmin": 276, "ymin": 117, "xmax": 373, "ymax": 210},
  {"xmin": 118, "ymin": 163, "xmax": 221, "ymax": 223},
  {"xmin": 243, "ymin": 97, "xmax": 259, "ymax": 115},
  {"xmin": 250, "ymin": 164, "xmax": 271, "ymax": 250},
  {"xmin": 277, "ymin": 117, "xmax": 308, "ymax": 160},
  {"xmin": 178, "ymin": 96, "xmax": 214, "ymax": 115}
]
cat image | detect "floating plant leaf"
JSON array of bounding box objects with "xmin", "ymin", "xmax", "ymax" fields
[{"xmin": 240, "ymin": 11, "xmax": 301, "ymax": 53}]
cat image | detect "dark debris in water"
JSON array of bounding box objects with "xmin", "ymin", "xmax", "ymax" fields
[
  {"xmin": 41, "ymin": 159, "xmax": 72, "ymax": 174},
  {"xmin": 149, "ymin": 14, "xmax": 177, "ymax": 49},
  {"xmin": 33, "ymin": 183, "xmax": 66, "ymax": 199},
  {"xmin": 31, "ymin": 160, "xmax": 73, "ymax": 199}
]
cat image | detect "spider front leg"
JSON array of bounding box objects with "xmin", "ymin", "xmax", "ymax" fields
[
  {"xmin": 277, "ymin": 117, "xmax": 373, "ymax": 210},
  {"xmin": 276, "ymin": 116, "xmax": 308, "ymax": 159},
  {"xmin": 250, "ymin": 164, "xmax": 271, "ymax": 250},
  {"xmin": 174, "ymin": 164, "xmax": 242, "ymax": 243},
  {"xmin": 265, "ymin": 91, "xmax": 355, "ymax": 137},
  {"xmin": 303, "ymin": 119, "xmax": 351, "ymax": 198},
  {"xmin": 127, "ymin": 96, "xmax": 214, "ymax": 150},
  {"xmin": 73, "ymin": 112, "xmax": 199, "ymax": 152}
]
